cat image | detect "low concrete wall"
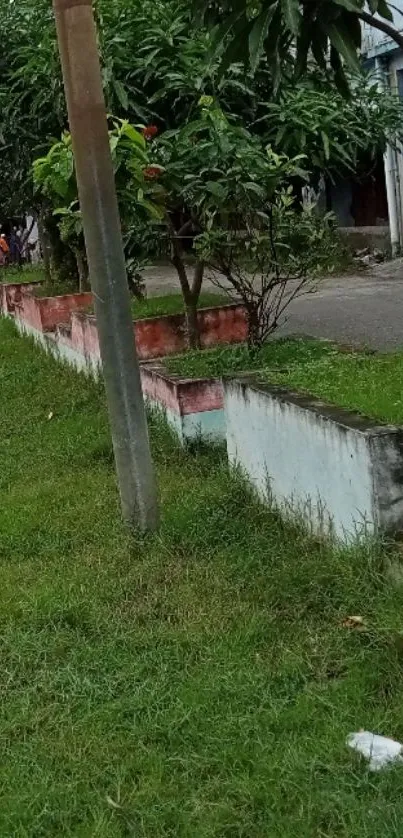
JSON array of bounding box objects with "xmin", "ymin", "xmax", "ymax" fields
[
  {"xmin": 12, "ymin": 319, "xmax": 225, "ymax": 444},
  {"xmin": 140, "ymin": 363, "xmax": 225, "ymax": 443},
  {"xmin": 1, "ymin": 281, "xmax": 43, "ymax": 316},
  {"xmin": 53, "ymin": 304, "xmax": 247, "ymax": 368},
  {"xmin": 3, "ymin": 283, "xmax": 230, "ymax": 445},
  {"xmin": 15, "ymin": 290, "xmax": 93, "ymax": 334},
  {"xmin": 339, "ymin": 225, "xmax": 391, "ymax": 254},
  {"xmin": 224, "ymin": 377, "xmax": 403, "ymax": 542},
  {"xmin": 135, "ymin": 312, "xmax": 186, "ymax": 359},
  {"xmin": 134, "ymin": 303, "xmax": 247, "ymax": 360}
]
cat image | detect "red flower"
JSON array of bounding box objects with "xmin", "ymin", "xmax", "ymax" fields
[
  {"xmin": 143, "ymin": 165, "xmax": 162, "ymax": 180},
  {"xmin": 142, "ymin": 125, "xmax": 158, "ymax": 140}
]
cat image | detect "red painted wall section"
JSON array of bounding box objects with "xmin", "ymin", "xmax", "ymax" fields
[
  {"xmin": 199, "ymin": 304, "xmax": 248, "ymax": 349},
  {"xmin": 60, "ymin": 313, "xmax": 101, "ymax": 367},
  {"xmin": 177, "ymin": 378, "xmax": 223, "ymax": 415},
  {"xmin": 0, "ymin": 284, "xmax": 8, "ymax": 315},
  {"xmin": 7, "ymin": 292, "xmax": 247, "ymax": 370},
  {"xmin": 15, "ymin": 291, "xmax": 43, "ymax": 331},
  {"xmin": 67, "ymin": 303, "xmax": 247, "ymax": 364},
  {"xmin": 70, "ymin": 312, "xmax": 87, "ymax": 356},
  {"xmin": 17, "ymin": 291, "xmax": 93, "ymax": 333},
  {"xmin": 82, "ymin": 315, "xmax": 101, "ymax": 363},
  {"xmin": 140, "ymin": 363, "xmax": 224, "ymax": 416},
  {"xmin": 140, "ymin": 364, "xmax": 182, "ymax": 413},
  {"xmin": 39, "ymin": 292, "xmax": 93, "ymax": 332},
  {"xmin": 134, "ymin": 303, "xmax": 247, "ymax": 361},
  {"xmin": 1, "ymin": 281, "xmax": 42, "ymax": 315},
  {"xmin": 134, "ymin": 314, "xmax": 185, "ymax": 360}
]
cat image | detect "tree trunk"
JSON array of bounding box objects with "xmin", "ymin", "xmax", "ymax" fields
[
  {"xmin": 185, "ymin": 299, "xmax": 200, "ymax": 349},
  {"xmin": 247, "ymin": 306, "xmax": 262, "ymax": 352},
  {"xmin": 75, "ymin": 248, "xmax": 89, "ymax": 292},
  {"xmin": 325, "ymin": 177, "xmax": 332, "ymax": 213},
  {"xmin": 170, "ymin": 225, "xmax": 203, "ymax": 348},
  {"xmin": 183, "ymin": 259, "xmax": 205, "ymax": 349},
  {"xmin": 38, "ymin": 214, "xmax": 52, "ymax": 284}
]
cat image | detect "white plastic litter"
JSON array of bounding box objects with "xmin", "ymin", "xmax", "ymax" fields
[{"xmin": 347, "ymin": 731, "xmax": 403, "ymax": 771}]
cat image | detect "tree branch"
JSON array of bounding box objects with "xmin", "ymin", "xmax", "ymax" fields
[
  {"xmin": 167, "ymin": 215, "xmax": 191, "ymax": 301},
  {"xmin": 359, "ymin": 10, "xmax": 403, "ymax": 51},
  {"xmin": 191, "ymin": 259, "xmax": 205, "ymax": 300},
  {"xmin": 176, "ymin": 219, "xmax": 193, "ymax": 239}
]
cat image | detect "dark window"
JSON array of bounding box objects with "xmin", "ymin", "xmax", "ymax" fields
[{"xmin": 396, "ymin": 68, "xmax": 403, "ymax": 99}]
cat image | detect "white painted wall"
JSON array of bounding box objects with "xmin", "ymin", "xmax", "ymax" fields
[
  {"xmin": 384, "ymin": 53, "xmax": 403, "ymax": 247},
  {"xmin": 225, "ymin": 380, "xmax": 378, "ymax": 541},
  {"xmin": 362, "ymin": 1, "xmax": 403, "ymax": 54}
]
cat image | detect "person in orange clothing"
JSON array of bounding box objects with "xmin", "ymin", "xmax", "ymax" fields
[{"xmin": 0, "ymin": 233, "xmax": 9, "ymax": 266}]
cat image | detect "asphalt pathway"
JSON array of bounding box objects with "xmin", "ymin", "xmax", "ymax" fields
[
  {"xmin": 144, "ymin": 259, "xmax": 403, "ymax": 351},
  {"xmin": 279, "ymin": 259, "xmax": 403, "ymax": 350}
]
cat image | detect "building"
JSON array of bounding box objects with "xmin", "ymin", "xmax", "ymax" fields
[{"xmin": 361, "ymin": 4, "xmax": 403, "ymax": 253}]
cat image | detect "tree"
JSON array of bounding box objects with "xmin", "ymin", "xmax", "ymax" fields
[
  {"xmin": 198, "ymin": 199, "xmax": 339, "ymax": 348},
  {"xmin": 3, "ymin": 0, "xmax": 403, "ymax": 334},
  {"xmin": 33, "ymin": 119, "xmax": 163, "ymax": 292},
  {"xmin": 259, "ymin": 71, "xmax": 403, "ymax": 184},
  {"xmin": 193, "ymin": 0, "xmax": 403, "ymax": 91},
  {"xmin": 0, "ymin": 0, "xmax": 65, "ymax": 216},
  {"xmin": 2, "ymin": 0, "xmax": 401, "ymax": 225},
  {"xmin": 159, "ymin": 100, "xmax": 338, "ymax": 348}
]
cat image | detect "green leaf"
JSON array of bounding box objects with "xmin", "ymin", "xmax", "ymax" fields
[
  {"xmin": 220, "ymin": 18, "xmax": 253, "ymax": 73},
  {"xmin": 310, "ymin": 27, "xmax": 328, "ymax": 71},
  {"xmin": 109, "ymin": 135, "xmax": 119, "ymax": 154},
  {"xmin": 333, "ymin": 0, "xmax": 362, "ymax": 11},
  {"xmin": 249, "ymin": 4, "xmax": 278, "ymax": 72},
  {"xmin": 325, "ymin": 20, "xmax": 361, "ymax": 70},
  {"xmin": 51, "ymin": 174, "xmax": 70, "ymax": 199},
  {"xmin": 377, "ymin": 0, "xmax": 394, "ymax": 21},
  {"xmin": 321, "ymin": 130, "xmax": 330, "ymax": 160},
  {"xmin": 112, "ymin": 79, "xmax": 129, "ymax": 111},
  {"xmin": 141, "ymin": 199, "xmax": 164, "ymax": 219},
  {"xmin": 244, "ymin": 181, "xmax": 266, "ymax": 197},
  {"xmin": 281, "ymin": 0, "xmax": 301, "ymax": 36},
  {"xmin": 212, "ymin": 3, "xmax": 246, "ymax": 52},
  {"xmin": 120, "ymin": 123, "xmax": 146, "ymax": 148},
  {"xmin": 295, "ymin": 15, "xmax": 313, "ymax": 77},
  {"xmin": 205, "ymin": 180, "xmax": 226, "ymax": 198},
  {"xmin": 330, "ymin": 45, "xmax": 351, "ymax": 97}
]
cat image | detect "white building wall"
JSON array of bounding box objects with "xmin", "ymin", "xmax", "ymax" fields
[
  {"xmin": 385, "ymin": 54, "xmax": 403, "ymax": 249},
  {"xmin": 361, "ymin": 10, "xmax": 403, "ymax": 249},
  {"xmin": 362, "ymin": 0, "xmax": 403, "ymax": 55}
]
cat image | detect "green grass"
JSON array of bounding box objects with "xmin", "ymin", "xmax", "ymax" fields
[
  {"xmin": 3, "ymin": 318, "xmax": 403, "ymax": 836},
  {"xmin": 165, "ymin": 337, "xmax": 335, "ymax": 378},
  {"xmin": 166, "ymin": 338, "xmax": 403, "ymax": 425},
  {"xmin": 260, "ymin": 349, "xmax": 403, "ymax": 425},
  {"xmin": 73, "ymin": 291, "xmax": 228, "ymax": 319},
  {"xmin": 130, "ymin": 291, "xmax": 228, "ymax": 320},
  {"xmin": 1, "ymin": 264, "xmax": 46, "ymax": 284}
]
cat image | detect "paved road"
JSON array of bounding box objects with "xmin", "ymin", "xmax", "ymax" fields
[
  {"xmin": 279, "ymin": 260, "xmax": 403, "ymax": 350},
  {"xmin": 144, "ymin": 258, "xmax": 403, "ymax": 351}
]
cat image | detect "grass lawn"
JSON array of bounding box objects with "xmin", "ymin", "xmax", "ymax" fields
[
  {"xmin": 166, "ymin": 338, "xmax": 403, "ymax": 425},
  {"xmin": 130, "ymin": 291, "xmax": 229, "ymax": 320},
  {"xmin": 31, "ymin": 288, "xmax": 228, "ymax": 317},
  {"xmin": 165, "ymin": 338, "xmax": 336, "ymax": 378},
  {"xmin": 1, "ymin": 265, "xmax": 46, "ymax": 284},
  {"xmin": 33, "ymin": 279, "xmax": 80, "ymax": 298},
  {"xmin": 259, "ymin": 349, "xmax": 403, "ymax": 424},
  {"xmin": 3, "ymin": 318, "xmax": 403, "ymax": 836}
]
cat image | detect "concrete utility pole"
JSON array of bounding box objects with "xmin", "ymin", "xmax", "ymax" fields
[{"xmin": 53, "ymin": 0, "xmax": 158, "ymax": 530}]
